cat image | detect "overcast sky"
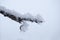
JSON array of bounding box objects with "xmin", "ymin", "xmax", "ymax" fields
[{"xmin": 0, "ymin": 0, "xmax": 60, "ymax": 40}]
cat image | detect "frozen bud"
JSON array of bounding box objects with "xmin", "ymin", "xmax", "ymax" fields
[{"xmin": 20, "ymin": 21, "xmax": 29, "ymax": 32}]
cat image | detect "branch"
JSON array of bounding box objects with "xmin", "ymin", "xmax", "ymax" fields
[{"xmin": 0, "ymin": 6, "xmax": 44, "ymax": 32}]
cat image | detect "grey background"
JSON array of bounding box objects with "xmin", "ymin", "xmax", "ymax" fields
[{"xmin": 0, "ymin": 0, "xmax": 60, "ymax": 40}]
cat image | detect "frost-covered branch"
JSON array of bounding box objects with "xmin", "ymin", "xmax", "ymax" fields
[{"xmin": 0, "ymin": 6, "xmax": 44, "ymax": 32}]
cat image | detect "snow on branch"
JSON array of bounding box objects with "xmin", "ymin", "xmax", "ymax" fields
[{"xmin": 0, "ymin": 6, "xmax": 44, "ymax": 32}]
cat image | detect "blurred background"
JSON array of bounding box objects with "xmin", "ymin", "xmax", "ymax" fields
[{"xmin": 0, "ymin": 0, "xmax": 60, "ymax": 40}]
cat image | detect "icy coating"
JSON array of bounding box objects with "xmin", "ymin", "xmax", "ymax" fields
[{"xmin": 0, "ymin": 6, "xmax": 44, "ymax": 32}]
